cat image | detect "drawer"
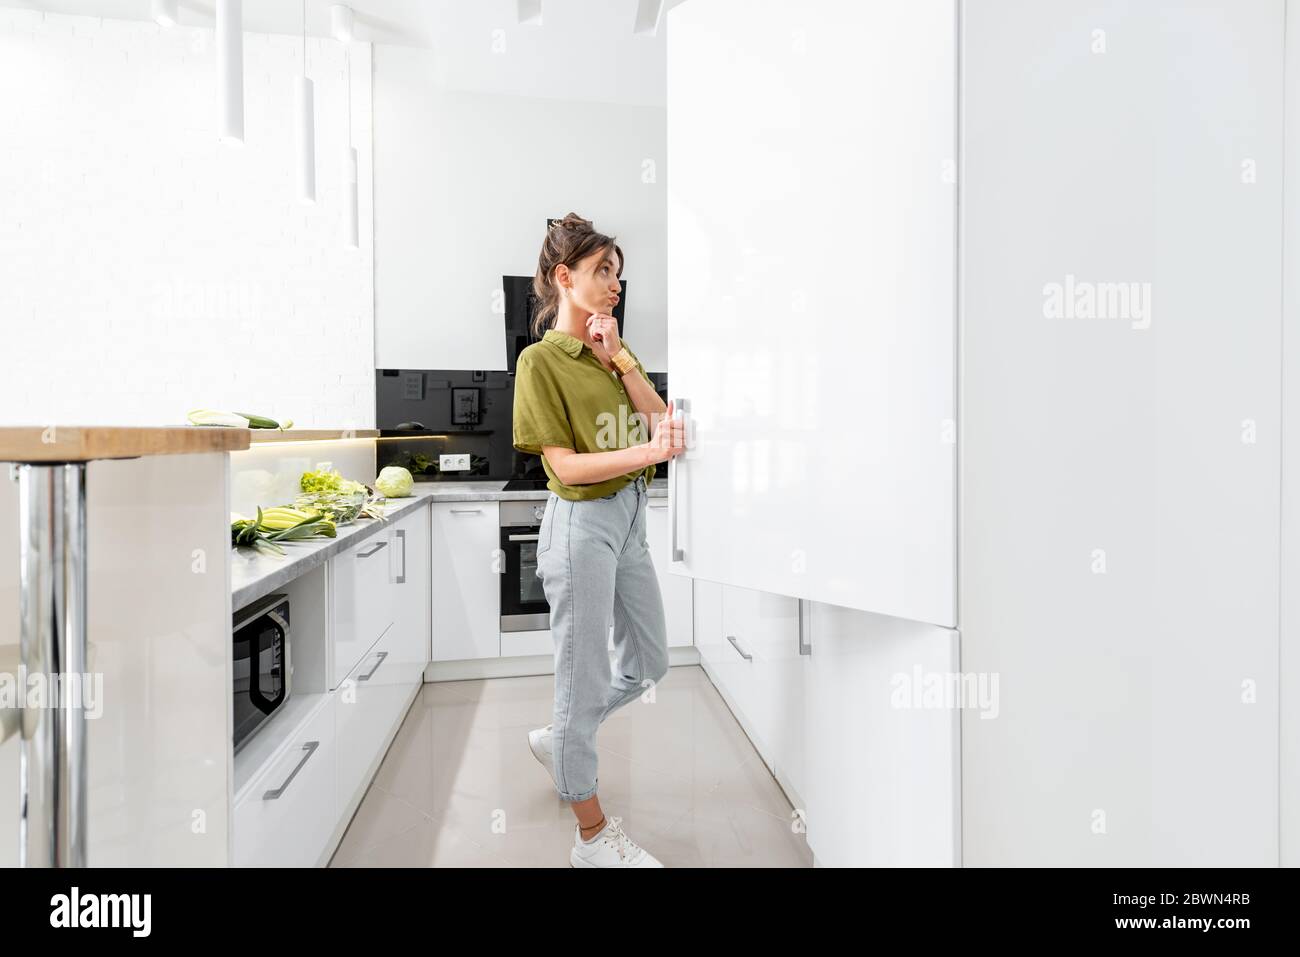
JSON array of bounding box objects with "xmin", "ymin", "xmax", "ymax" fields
[
  {"xmin": 336, "ymin": 624, "xmax": 410, "ymax": 812},
  {"xmin": 234, "ymin": 697, "xmax": 337, "ymax": 868},
  {"xmin": 331, "ymin": 531, "xmax": 395, "ymax": 687}
]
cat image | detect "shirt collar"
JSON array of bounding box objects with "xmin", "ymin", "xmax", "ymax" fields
[{"xmin": 542, "ymin": 328, "xmax": 588, "ymax": 359}]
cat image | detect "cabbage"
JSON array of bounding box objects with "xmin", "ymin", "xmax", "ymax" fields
[{"xmin": 375, "ymin": 466, "xmax": 414, "ymax": 498}]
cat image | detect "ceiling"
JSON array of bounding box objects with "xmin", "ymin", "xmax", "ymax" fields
[{"xmin": 0, "ymin": 0, "xmax": 690, "ymax": 103}]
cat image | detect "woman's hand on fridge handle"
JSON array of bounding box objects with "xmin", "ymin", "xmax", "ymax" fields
[{"xmin": 643, "ymin": 399, "xmax": 686, "ymax": 465}]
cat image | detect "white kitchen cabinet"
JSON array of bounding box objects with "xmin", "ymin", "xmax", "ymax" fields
[
  {"xmin": 431, "ymin": 501, "xmax": 500, "ymax": 661},
  {"xmin": 713, "ymin": 585, "xmax": 760, "ymax": 753},
  {"xmin": 692, "ymin": 578, "xmax": 724, "ymax": 667},
  {"xmin": 745, "ymin": 590, "xmax": 804, "ymax": 796},
  {"xmin": 666, "ymin": 0, "xmax": 957, "ymax": 627},
  {"xmin": 644, "ymin": 498, "xmax": 692, "ymax": 647},
  {"xmin": 801, "ymin": 605, "xmax": 960, "ymax": 867},
  {"xmin": 670, "ymin": 0, "xmax": 1286, "ymax": 866},
  {"xmin": 330, "ymin": 532, "xmax": 396, "ymax": 687},
  {"xmin": 713, "ymin": 585, "xmax": 800, "ymax": 777},
  {"xmin": 387, "ymin": 504, "xmax": 431, "ymax": 686},
  {"xmin": 336, "ymin": 624, "xmax": 410, "ymax": 813},
  {"xmin": 234, "ymin": 696, "xmax": 337, "ymax": 868}
]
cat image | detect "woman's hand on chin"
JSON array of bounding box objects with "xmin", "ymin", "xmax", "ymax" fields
[{"xmin": 586, "ymin": 313, "xmax": 621, "ymax": 357}]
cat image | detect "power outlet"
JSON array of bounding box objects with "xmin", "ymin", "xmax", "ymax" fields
[{"xmin": 440, "ymin": 453, "xmax": 470, "ymax": 472}]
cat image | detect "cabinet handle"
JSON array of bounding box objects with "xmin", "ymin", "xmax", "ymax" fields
[
  {"xmin": 395, "ymin": 529, "xmax": 407, "ymax": 584},
  {"xmin": 357, "ymin": 540, "xmax": 388, "ymax": 558},
  {"xmin": 669, "ymin": 397, "xmax": 688, "ymax": 562},
  {"xmin": 262, "ymin": 741, "xmax": 319, "ymax": 800},
  {"xmin": 358, "ymin": 650, "xmax": 389, "ymax": 681},
  {"xmin": 508, "ymin": 533, "xmax": 539, "ymax": 542},
  {"xmin": 647, "ymin": 502, "xmax": 667, "ymax": 510},
  {"xmin": 449, "ymin": 508, "xmax": 482, "ymax": 514},
  {"xmin": 726, "ymin": 635, "xmax": 752, "ymax": 661}
]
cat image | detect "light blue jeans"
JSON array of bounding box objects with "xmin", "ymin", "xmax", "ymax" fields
[{"xmin": 535, "ymin": 474, "xmax": 670, "ymax": 802}]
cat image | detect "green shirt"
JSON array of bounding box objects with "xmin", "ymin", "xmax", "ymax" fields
[{"xmin": 512, "ymin": 328, "xmax": 658, "ymax": 501}]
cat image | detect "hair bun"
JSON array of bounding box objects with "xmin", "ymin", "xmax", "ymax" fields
[{"xmin": 550, "ymin": 213, "xmax": 592, "ymax": 233}]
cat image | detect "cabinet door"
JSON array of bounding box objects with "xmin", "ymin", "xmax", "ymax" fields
[
  {"xmin": 714, "ymin": 584, "xmax": 760, "ymax": 748},
  {"xmin": 331, "ymin": 533, "xmax": 396, "ymax": 687},
  {"xmin": 747, "ymin": 591, "xmax": 803, "ymax": 795},
  {"xmin": 666, "ymin": 0, "xmax": 956, "ymax": 625},
  {"xmin": 336, "ymin": 625, "xmax": 409, "ymax": 811},
  {"xmin": 388, "ymin": 504, "xmax": 430, "ymax": 686},
  {"xmin": 430, "ymin": 501, "xmax": 500, "ymax": 661},
  {"xmin": 693, "ymin": 578, "xmax": 724, "ymax": 666},
  {"xmin": 644, "ymin": 497, "xmax": 692, "ymax": 647},
  {"xmin": 960, "ymin": 0, "xmax": 1283, "ymax": 866},
  {"xmin": 234, "ymin": 697, "xmax": 337, "ymax": 868},
  {"xmin": 802, "ymin": 607, "xmax": 959, "ymax": 867}
]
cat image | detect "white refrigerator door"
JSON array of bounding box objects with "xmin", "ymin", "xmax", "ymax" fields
[{"xmin": 666, "ymin": 0, "xmax": 958, "ymax": 626}]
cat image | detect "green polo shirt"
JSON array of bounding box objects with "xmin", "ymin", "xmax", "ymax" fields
[{"xmin": 512, "ymin": 328, "xmax": 658, "ymax": 501}]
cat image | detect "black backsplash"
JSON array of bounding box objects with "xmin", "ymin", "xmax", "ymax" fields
[{"xmin": 375, "ymin": 368, "xmax": 668, "ymax": 482}]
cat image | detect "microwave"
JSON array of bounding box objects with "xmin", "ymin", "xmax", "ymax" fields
[{"xmin": 232, "ymin": 593, "xmax": 292, "ymax": 754}]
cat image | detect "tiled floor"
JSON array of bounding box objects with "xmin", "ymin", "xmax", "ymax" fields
[{"xmin": 327, "ymin": 664, "xmax": 813, "ymax": 867}]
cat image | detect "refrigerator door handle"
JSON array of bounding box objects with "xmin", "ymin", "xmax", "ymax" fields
[{"xmin": 669, "ymin": 397, "xmax": 689, "ymax": 562}]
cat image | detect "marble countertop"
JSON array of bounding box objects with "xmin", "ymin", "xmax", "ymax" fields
[
  {"xmin": 402, "ymin": 478, "xmax": 668, "ymax": 502},
  {"xmin": 231, "ymin": 477, "xmax": 667, "ymax": 610}
]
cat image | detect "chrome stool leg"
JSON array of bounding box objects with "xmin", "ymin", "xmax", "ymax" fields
[{"xmin": 16, "ymin": 462, "xmax": 88, "ymax": 867}]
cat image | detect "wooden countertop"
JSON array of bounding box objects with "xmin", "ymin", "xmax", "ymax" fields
[
  {"xmin": 247, "ymin": 429, "xmax": 380, "ymax": 444},
  {"xmin": 0, "ymin": 426, "xmax": 252, "ymax": 463}
]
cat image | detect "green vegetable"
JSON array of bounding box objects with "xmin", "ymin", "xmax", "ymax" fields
[
  {"xmin": 231, "ymin": 505, "xmax": 336, "ymax": 556},
  {"xmin": 235, "ymin": 412, "xmax": 288, "ymax": 430},
  {"xmin": 300, "ymin": 466, "xmax": 367, "ymax": 495},
  {"xmin": 295, "ymin": 490, "xmax": 367, "ymax": 524},
  {"xmin": 188, "ymin": 409, "xmax": 250, "ymax": 428},
  {"xmin": 375, "ymin": 466, "xmax": 414, "ymax": 498}
]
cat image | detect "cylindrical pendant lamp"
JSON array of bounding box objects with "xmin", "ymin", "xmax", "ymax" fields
[
  {"xmin": 216, "ymin": 0, "xmax": 244, "ymax": 144},
  {"xmin": 297, "ymin": 2, "xmax": 316, "ymax": 202}
]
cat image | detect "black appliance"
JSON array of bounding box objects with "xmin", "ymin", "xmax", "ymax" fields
[
  {"xmin": 232, "ymin": 593, "xmax": 291, "ymax": 754},
  {"xmin": 499, "ymin": 500, "xmax": 551, "ymax": 633},
  {"xmin": 503, "ymin": 274, "xmax": 627, "ymax": 375}
]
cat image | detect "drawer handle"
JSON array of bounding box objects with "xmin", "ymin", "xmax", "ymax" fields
[
  {"xmin": 647, "ymin": 503, "xmax": 667, "ymax": 510},
  {"xmin": 450, "ymin": 508, "xmax": 482, "ymax": 514},
  {"xmin": 358, "ymin": 651, "xmax": 389, "ymax": 681},
  {"xmin": 508, "ymin": 533, "xmax": 539, "ymax": 542},
  {"xmin": 395, "ymin": 529, "xmax": 407, "ymax": 584},
  {"xmin": 357, "ymin": 540, "xmax": 388, "ymax": 558},
  {"xmin": 726, "ymin": 635, "xmax": 752, "ymax": 661},
  {"xmin": 262, "ymin": 741, "xmax": 319, "ymax": 801}
]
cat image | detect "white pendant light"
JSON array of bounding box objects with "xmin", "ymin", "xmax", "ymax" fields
[
  {"xmin": 152, "ymin": 0, "xmax": 178, "ymax": 27},
  {"xmin": 632, "ymin": 0, "xmax": 665, "ymax": 36},
  {"xmin": 330, "ymin": 4, "xmax": 354, "ymax": 44},
  {"xmin": 297, "ymin": 1, "xmax": 316, "ymax": 203},
  {"xmin": 216, "ymin": 0, "xmax": 244, "ymax": 144},
  {"xmin": 343, "ymin": 46, "xmax": 358, "ymax": 249},
  {"xmin": 516, "ymin": 0, "xmax": 542, "ymax": 26},
  {"xmin": 344, "ymin": 145, "xmax": 359, "ymax": 249}
]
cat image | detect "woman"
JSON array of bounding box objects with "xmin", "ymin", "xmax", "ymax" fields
[{"xmin": 512, "ymin": 212, "xmax": 685, "ymax": 868}]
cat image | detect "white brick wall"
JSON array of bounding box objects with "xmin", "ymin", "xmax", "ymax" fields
[{"xmin": 0, "ymin": 10, "xmax": 375, "ymax": 428}]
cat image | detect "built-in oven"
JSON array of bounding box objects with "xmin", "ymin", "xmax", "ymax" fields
[
  {"xmin": 232, "ymin": 593, "xmax": 291, "ymax": 755},
  {"xmin": 500, "ymin": 499, "xmax": 551, "ymax": 632}
]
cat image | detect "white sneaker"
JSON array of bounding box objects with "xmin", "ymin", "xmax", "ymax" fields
[
  {"xmin": 570, "ymin": 815, "xmax": 664, "ymax": 868},
  {"xmin": 528, "ymin": 724, "xmax": 557, "ymax": 787}
]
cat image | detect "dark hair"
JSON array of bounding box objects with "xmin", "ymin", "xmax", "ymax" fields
[{"xmin": 531, "ymin": 212, "xmax": 624, "ymax": 338}]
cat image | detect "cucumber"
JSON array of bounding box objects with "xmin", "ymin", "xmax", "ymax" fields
[{"xmin": 235, "ymin": 412, "xmax": 281, "ymax": 429}]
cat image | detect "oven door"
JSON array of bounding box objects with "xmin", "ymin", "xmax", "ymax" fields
[{"xmin": 500, "ymin": 523, "xmax": 550, "ymax": 631}]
